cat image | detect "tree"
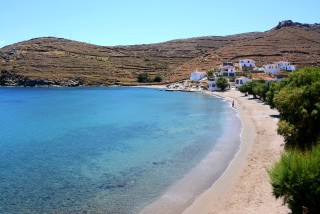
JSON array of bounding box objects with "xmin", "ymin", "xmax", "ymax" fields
[
  {"xmin": 216, "ymin": 77, "xmax": 229, "ymax": 91},
  {"xmin": 273, "ymin": 67, "xmax": 320, "ymax": 149},
  {"xmin": 253, "ymin": 81, "xmax": 268, "ymax": 101},
  {"xmin": 154, "ymin": 75, "xmax": 162, "ymax": 82},
  {"xmin": 206, "ymin": 69, "xmax": 214, "ymax": 77},
  {"xmin": 268, "ymin": 143, "xmax": 320, "ymax": 214},
  {"xmin": 266, "ymin": 81, "xmax": 281, "ymax": 108},
  {"xmin": 268, "ymin": 67, "xmax": 320, "ymax": 214},
  {"xmin": 238, "ymin": 83, "xmax": 249, "ymax": 96},
  {"xmin": 137, "ymin": 73, "xmax": 163, "ymax": 83},
  {"xmin": 137, "ymin": 73, "xmax": 150, "ymax": 83},
  {"xmin": 238, "ymin": 81, "xmax": 260, "ymax": 98}
]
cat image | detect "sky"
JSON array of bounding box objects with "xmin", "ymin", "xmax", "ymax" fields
[{"xmin": 1, "ymin": 0, "xmax": 319, "ymax": 48}]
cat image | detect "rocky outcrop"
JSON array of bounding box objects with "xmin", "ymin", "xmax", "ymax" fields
[
  {"xmin": 0, "ymin": 69, "xmax": 83, "ymax": 87},
  {"xmin": 0, "ymin": 69, "xmax": 24, "ymax": 86},
  {"xmin": 166, "ymin": 79, "xmax": 208, "ymax": 91},
  {"xmin": 275, "ymin": 20, "xmax": 320, "ymax": 30}
]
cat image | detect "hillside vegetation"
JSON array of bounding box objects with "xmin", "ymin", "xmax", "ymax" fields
[{"xmin": 1, "ymin": 20, "xmax": 319, "ymax": 86}]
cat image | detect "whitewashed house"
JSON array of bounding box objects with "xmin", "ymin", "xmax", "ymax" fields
[
  {"xmin": 277, "ymin": 61, "xmax": 296, "ymax": 71},
  {"xmin": 208, "ymin": 77, "xmax": 230, "ymax": 91},
  {"xmin": 264, "ymin": 63, "xmax": 281, "ymax": 75},
  {"xmin": 190, "ymin": 69, "xmax": 207, "ymax": 81},
  {"xmin": 239, "ymin": 59, "xmax": 255, "ymax": 69},
  {"xmin": 220, "ymin": 66, "xmax": 236, "ymax": 77},
  {"xmin": 257, "ymin": 67, "xmax": 265, "ymax": 72},
  {"xmin": 235, "ymin": 77, "xmax": 252, "ymax": 88}
]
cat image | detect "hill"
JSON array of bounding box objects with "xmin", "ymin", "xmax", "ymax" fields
[{"xmin": 1, "ymin": 20, "xmax": 319, "ymax": 86}]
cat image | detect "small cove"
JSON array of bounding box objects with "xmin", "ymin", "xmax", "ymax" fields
[{"xmin": 0, "ymin": 87, "xmax": 241, "ymax": 214}]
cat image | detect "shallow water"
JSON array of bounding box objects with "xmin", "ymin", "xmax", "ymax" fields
[{"xmin": 0, "ymin": 87, "xmax": 241, "ymax": 214}]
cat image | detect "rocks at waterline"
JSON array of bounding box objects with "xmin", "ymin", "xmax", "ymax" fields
[{"xmin": 0, "ymin": 70, "xmax": 83, "ymax": 87}]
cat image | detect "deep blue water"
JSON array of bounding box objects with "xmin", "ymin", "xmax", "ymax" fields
[{"xmin": 0, "ymin": 87, "xmax": 241, "ymax": 214}]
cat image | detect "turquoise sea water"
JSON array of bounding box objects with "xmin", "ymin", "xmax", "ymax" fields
[{"xmin": 0, "ymin": 87, "xmax": 241, "ymax": 214}]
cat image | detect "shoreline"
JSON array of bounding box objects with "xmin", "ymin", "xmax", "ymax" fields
[
  {"xmin": 182, "ymin": 89, "xmax": 289, "ymax": 213},
  {"xmin": 140, "ymin": 95, "xmax": 242, "ymax": 214},
  {"xmin": 2, "ymin": 86, "xmax": 290, "ymax": 213},
  {"xmin": 140, "ymin": 88, "xmax": 290, "ymax": 214}
]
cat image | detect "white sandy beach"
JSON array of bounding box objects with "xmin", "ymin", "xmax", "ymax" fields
[
  {"xmin": 141, "ymin": 88, "xmax": 290, "ymax": 214},
  {"xmin": 182, "ymin": 89, "xmax": 290, "ymax": 214}
]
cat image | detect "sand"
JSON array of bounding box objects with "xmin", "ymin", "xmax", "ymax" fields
[
  {"xmin": 141, "ymin": 88, "xmax": 290, "ymax": 214},
  {"xmin": 182, "ymin": 89, "xmax": 290, "ymax": 214},
  {"xmin": 131, "ymin": 85, "xmax": 168, "ymax": 89}
]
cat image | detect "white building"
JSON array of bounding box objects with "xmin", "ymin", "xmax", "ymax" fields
[
  {"xmin": 239, "ymin": 59, "xmax": 255, "ymax": 69},
  {"xmin": 190, "ymin": 69, "xmax": 207, "ymax": 81},
  {"xmin": 277, "ymin": 61, "xmax": 296, "ymax": 71},
  {"xmin": 220, "ymin": 66, "xmax": 236, "ymax": 77},
  {"xmin": 264, "ymin": 63, "xmax": 281, "ymax": 75},
  {"xmin": 208, "ymin": 77, "xmax": 230, "ymax": 91},
  {"xmin": 235, "ymin": 77, "xmax": 252, "ymax": 88},
  {"xmin": 253, "ymin": 67, "xmax": 265, "ymax": 72}
]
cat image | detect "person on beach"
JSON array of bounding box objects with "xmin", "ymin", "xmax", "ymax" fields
[{"xmin": 232, "ymin": 100, "xmax": 235, "ymax": 108}]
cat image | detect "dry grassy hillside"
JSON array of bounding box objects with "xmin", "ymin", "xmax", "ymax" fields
[
  {"xmin": 173, "ymin": 26, "xmax": 320, "ymax": 75},
  {"xmin": 0, "ymin": 34, "xmax": 256, "ymax": 86},
  {"xmin": 0, "ymin": 20, "xmax": 319, "ymax": 86}
]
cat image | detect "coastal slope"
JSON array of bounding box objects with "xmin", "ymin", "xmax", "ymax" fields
[{"xmin": 1, "ymin": 20, "xmax": 320, "ymax": 86}]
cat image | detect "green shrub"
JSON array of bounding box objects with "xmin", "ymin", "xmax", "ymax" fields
[
  {"xmin": 216, "ymin": 77, "xmax": 229, "ymax": 91},
  {"xmin": 253, "ymin": 81, "xmax": 268, "ymax": 101},
  {"xmin": 238, "ymin": 83, "xmax": 249, "ymax": 96},
  {"xmin": 137, "ymin": 73, "xmax": 150, "ymax": 83},
  {"xmin": 228, "ymin": 76, "xmax": 235, "ymax": 82},
  {"xmin": 268, "ymin": 143, "xmax": 320, "ymax": 213},
  {"xmin": 273, "ymin": 67, "xmax": 320, "ymax": 149},
  {"xmin": 154, "ymin": 75, "xmax": 162, "ymax": 82},
  {"xmin": 137, "ymin": 73, "xmax": 163, "ymax": 83},
  {"xmin": 238, "ymin": 81, "xmax": 258, "ymax": 98},
  {"xmin": 206, "ymin": 69, "xmax": 214, "ymax": 77},
  {"xmin": 266, "ymin": 81, "xmax": 281, "ymax": 108}
]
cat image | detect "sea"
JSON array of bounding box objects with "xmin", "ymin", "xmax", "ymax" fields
[{"xmin": 0, "ymin": 87, "xmax": 241, "ymax": 214}]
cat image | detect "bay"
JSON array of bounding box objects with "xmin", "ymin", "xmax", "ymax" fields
[{"xmin": 0, "ymin": 87, "xmax": 241, "ymax": 213}]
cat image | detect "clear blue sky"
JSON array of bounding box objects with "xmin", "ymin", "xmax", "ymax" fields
[{"xmin": 1, "ymin": 0, "xmax": 319, "ymax": 48}]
